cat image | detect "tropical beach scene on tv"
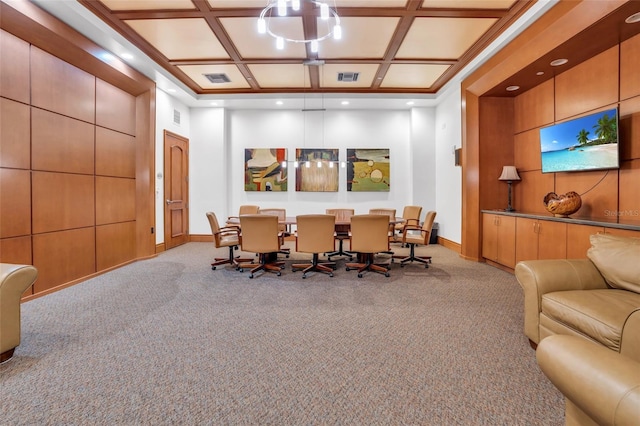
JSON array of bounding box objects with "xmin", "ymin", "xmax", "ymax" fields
[{"xmin": 539, "ymin": 108, "xmax": 619, "ymax": 173}]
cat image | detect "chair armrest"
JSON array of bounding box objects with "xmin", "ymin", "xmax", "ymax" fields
[
  {"xmin": 514, "ymin": 259, "xmax": 607, "ymax": 344},
  {"xmin": 537, "ymin": 335, "xmax": 640, "ymax": 426}
]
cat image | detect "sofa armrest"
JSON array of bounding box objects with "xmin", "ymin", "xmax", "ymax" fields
[
  {"xmin": 514, "ymin": 259, "xmax": 607, "ymax": 344},
  {"xmin": 1, "ymin": 264, "xmax": 38, "ymax": 357},
  {"xmin": 537, "ymin": 335, "xmax": 640, "ymax": 426}
]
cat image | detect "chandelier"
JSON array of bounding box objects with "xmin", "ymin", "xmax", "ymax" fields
[{"xmin": 257, "ymin": 0, "xmax": 342, "ymax": 53}]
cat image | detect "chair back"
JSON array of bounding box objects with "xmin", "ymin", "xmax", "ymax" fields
[
  {"xmin": 258, "ymin": 208, "xmax": 288, "ymax": 234},
  {"xmin": 350, "ymin": 214, "xmax": 391, "ymax": 253},
  {"xmin": 296, "ymin": 214, "xmax": 336, "ymax": 254},
  {"xmin": 238, "ymin": 205, "xmax": 260, "ymax": 215},
  {"xmin": 398, "ymin": 206, "xmax": 422, "ymax": 228},
  {"xmin": 206, "ymin": 211, "xmax": 222, "ymax": 247},
  {"xmin": 369, "ymin": 208, "xmax": 396, "ymax": 238},
  {"xmin": 421, "ymin": 211, "xmax": 437, "ymax": 244},
  {"xmin": 405, "ymin": 211, "xmax": 437, "ymax": 245},
  {"xmin": 239, "ymin": 214, "xmax": 281, "ymax": 254},
  {"xmin": 326, "ymin": 208, "xmax": 354, "ymax": 235}
]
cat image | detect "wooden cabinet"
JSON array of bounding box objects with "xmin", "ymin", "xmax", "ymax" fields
[
  {"xmin": 482, "ymin": 213, "xmax": 516, "ymax": 268},
  {"xmin": 566, "ymin": 224, "xmax": 604, "ymax": 258},
  {"xmin": 515, "ymin": 217, "xmax": 567, "ymax": 263}
]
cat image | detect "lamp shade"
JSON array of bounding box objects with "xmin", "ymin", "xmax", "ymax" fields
[{"xmin": 498, "ymin": 166, "xmax": 521, "ymax": 181}]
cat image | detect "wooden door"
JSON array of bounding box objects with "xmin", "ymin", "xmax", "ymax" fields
[
  {"xmin": 537, "ymin": 221, "xmax": 567, "ymax": 260},
  {"xmin": 482, "ymin": 214, "xmax": 498, "ymax": 262},
  {"xmin": 515, "ymin": 217, "xmax": 538, "ymax": 263},
  {"xmin": 163, "ymin": 131, "xmax": 189, "ymax": 249},
  {"xmin": 496, "ymin": 215, "xmax": 516, "ymax": 268}
]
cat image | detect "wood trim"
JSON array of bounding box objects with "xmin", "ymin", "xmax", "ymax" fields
[
  {"xmin": 0, "ymin": 0, "xmax": 154, "ymax": 96},
  {"xmin": 438, "ymin": 237, "xmax": 460, "ymax": 254}
]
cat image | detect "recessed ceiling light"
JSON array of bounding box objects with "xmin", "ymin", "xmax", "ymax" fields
[
  {"xmin": 550, "ymin": 58, "xmax": 568, "ymax": 66},
  {"xmin": 121, "ymin": 53, "xmax": 134, "ymax": 60},
  {"xmin": 341, "ymin": 101, "xmax": 349, "ymax": 105},
  {"xmin": 536, "ymin": 71, "xmax": 544, "ymax": 76},
  {"xmin": 506, "ymin": 85, "xmax": 520, "ymax": 92},
  {"xmin": 625, "ymin": 12, "xmax": 640, "ymax": 23},
  {"xmin": 406, "ymin": 101, "xmax": 414, "ymax": 105},
  {"xmin": 167, "ymin": 88, "xmax": 176, "ymax": 93},
  {"xmin": 276, "ymin": 101, "xmax": 283, "ymax": 105},
  {"xmin": 210, "ymin": 102, "xmax": 219, "ymax": 106}
]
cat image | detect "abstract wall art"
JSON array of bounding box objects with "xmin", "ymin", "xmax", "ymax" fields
[
  {"xmin": 244, "ymin": 148, "xmax": 288, "ymax": 191},
  {"xmin": 347, "ymin": 148, "xmax": 390, "ymax": 192},
  {"xmin": 295, "ymin": 148, "xmax": 339, "ymax": 192}
]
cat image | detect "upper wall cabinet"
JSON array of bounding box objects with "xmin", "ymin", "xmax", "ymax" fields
[
  {"xmin": 555, "ymin": 46, "xmax": 619, "ymax": 121},
  {"xmin": 621, "ymin": 33, "xmax": 640, "ymax": 101},
  {"xmin": 30, "ymin": 47, "xmax": 96, "ymax": 123},
  {"xmin": 0, "ymin": 30, "xmax": 30, "ymax": 104}
]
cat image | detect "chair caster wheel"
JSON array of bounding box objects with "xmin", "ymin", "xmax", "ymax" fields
[
  {"xmin": 302, "ymin": 275, "xmax": 307, "ymax": 279},
  {"xmin": 400, "ymin": 264, "xmax": 405, "ymax": 268},
  {"xmin": 277, "ymin": 272, "xmax": 281, "ymax": 276},
  {"xmin": 345, "ymin": 267, "xmax": 351, "ymax": 271},
  {"xmin": 211, "ymin": 266, "xmax": 216, "ymax": 270},
  {"xmin": 357, "ymin": 273, "xmax": 363, "ymax": 278},
  {"xmin": 249, "ymin": 274, "xmax": 254, "ymax": 278},
  {"xmin": 329, "ymin": 273, "xmax": 334, "ymax": 277},
  {"xmin": 385, "ymin": 273, "xmax": 390, "ymax": 277},
  {"xmin": 239, "ymin": 268, "xmax": 244, "ymax": 273}
]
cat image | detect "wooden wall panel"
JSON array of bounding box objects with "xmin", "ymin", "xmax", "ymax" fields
[
  {"xmin": 96, "ymin": 127, "xmax": 136, "ymax": 178},
  {"xmin": 0, "ymin": 29, "xmax": 30, "ymax": 103},
  {"xmin": 32, "ymin": 227, "xmax": 95, "ymax": 294},
  {"xmin": 555, "ymin": 170, "xmax": 619, "ymax": 221},
  {"xmin": 605, "ymin": 228, "xmax": 640, "ymax": 238},
  {"xmin": 96, "ymin": 221, "xmax": 136, "ymax": 270},
  {"xmin": 619, "ymin": 97, "xmax": 640, "ymax": 161},
  {"xmin": 514, "ymin": 79, "xmax": 554, "ymax": 134},
  {"xmin": 31, "ymin": 108, "xmax": 95, "ymax": 174},
  {"xmin": 514, "ymin": 129, "xmax": 541, "ymax": 172},
  {"xmin": 96, "ymin": 176, "xmax": 136, "ymax": 225},
  {"xmin": 0, "ymin": 98, "xmax": 30, "ymax": 169},
  {"xmin": 0, "ymin": 168, "xmax": 31, "ymax": 238},
  {"xmin": 555, "ymin": 46, "xmax": 619, "ymax": 120},
  {"xmin": 0, "ymin": 236, "xmax": 32, "ymax": 265},
  {"xmin": 32, "ymin": 171, "xmax": 95, "ymax": 234},
  {"xmin": 30, "ymin": 47, "xmax": 95, "ymax": 123},
  {"xmin": 620, "ymin": 33, "xmax": 640, "ymax": 101},
  {"xmin": 479, "ymin": 97, "xmax": 514, "ymax": 211},
  {"xmin": 618, "ymin": 159, "xmax": 640, "ymax": 224},
  {"xmin": 96, "ymin": 79, "xmax": 136, "ymax": 135},
  {"xmin": 513, "ymin": 170, "xmax": 554, "ymax": 215}
]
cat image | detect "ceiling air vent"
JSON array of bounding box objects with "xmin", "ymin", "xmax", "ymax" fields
[
  {"xmin": 203, "ymin": 73, "xmax": 231, "ymax": 84},
  {"xmin": 337, "ymin": 72, "xmax": 359, "ymax": 82}
]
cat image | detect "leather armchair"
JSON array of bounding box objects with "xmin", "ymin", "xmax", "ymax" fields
[
  {"xmin": 537, "ymin": 335, "xmax": 640, "ymax": 426},
  {"xmin": 1, "ymin": 263, "xmax": 38, "ymax": 363}
]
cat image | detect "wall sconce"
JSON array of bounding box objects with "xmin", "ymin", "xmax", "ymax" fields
[{"xmin": 498, "ymin": 166, "xmax": 521, "ymax": 212}]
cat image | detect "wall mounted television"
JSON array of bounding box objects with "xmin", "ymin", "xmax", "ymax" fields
[{"xmin": 539, "ymin": 107, "xmax": 619, "ymax": 173}]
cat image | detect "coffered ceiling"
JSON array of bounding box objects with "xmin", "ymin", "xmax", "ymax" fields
[{"xmin": 77, "ymin": 0, "xmax": 532, "ymax": 96}]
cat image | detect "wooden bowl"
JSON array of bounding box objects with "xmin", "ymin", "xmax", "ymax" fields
[{"xmin": 543, "ymin": 191, "xmax": 582, "ymax": 217}]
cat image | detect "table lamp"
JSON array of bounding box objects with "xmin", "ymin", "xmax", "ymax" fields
[{"xmin": 498, "ymin": 166, "xmax": 520, "ymax": 212}]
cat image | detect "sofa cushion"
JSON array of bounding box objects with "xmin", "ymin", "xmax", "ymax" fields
[
  {"xmin": 587, "ymin": 233, "xmax": 640, "ymax": 293},
  {"xmin": 542, "ymin": 289, "xmax": 640, "ymax": 351}
]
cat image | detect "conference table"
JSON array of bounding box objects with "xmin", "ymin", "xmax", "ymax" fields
[{"xmin": 226, "ymin": 214, "xmax": 404, "ymax": 261}]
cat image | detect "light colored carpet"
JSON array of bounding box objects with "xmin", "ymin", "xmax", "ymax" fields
[{"xmin": 1, "ymin": 242, "xmax": 563, "ymax": 425}]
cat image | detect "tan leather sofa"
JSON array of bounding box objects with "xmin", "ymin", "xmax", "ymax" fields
[
  {"xmin": 514, "ymin": 233, "xmax": 640, "ymax": 363},
  {"xmin": 537, "ymin": 335, "xmax": 640, "ymax": 426},
  {"xmin": 1, "ymin": 263, "xmax": 38, "ymax": 363}
]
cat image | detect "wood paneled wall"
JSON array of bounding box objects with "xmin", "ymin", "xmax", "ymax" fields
[
  {"xmin": 0, "ymin": 0, "xmax": 156, "ymax": 299},
  {"xmin": 513, "ymin": 39, "xmax": 640, "ymax": 223},
  {"xmin": 461, "ymin": 1, "xmax": 638, "ymax": 261}
]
